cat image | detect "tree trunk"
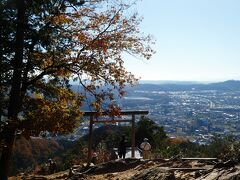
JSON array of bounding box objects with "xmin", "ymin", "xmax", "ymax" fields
[
  {"xmin": 0, "ymin": 1, "xmax": 25, "ymax": 179},
  {"xmin": 0, "ymin": 17, "xmax": 2, "ymax": 121}
]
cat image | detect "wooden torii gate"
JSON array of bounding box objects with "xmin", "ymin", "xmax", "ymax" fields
[{"xmin": 83, "ymin": 110, "xmax": 149, "ymax": 164}]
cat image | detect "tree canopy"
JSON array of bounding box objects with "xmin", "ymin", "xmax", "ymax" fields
[
  {"xmin": 135, "ymin": 116, "xmax": 167, "ymax": 148},
  {"xmin": 0, "ymin": 0, "xmax": 154, "ymax": 178},
  {"xmin": 0, "ymin": 0, "xmax": 154, "ymax": 134}
]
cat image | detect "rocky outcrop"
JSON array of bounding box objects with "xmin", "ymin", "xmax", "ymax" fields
[
  {"xmin": 73, "ymin": 158, "xmax": 143, "ymax": 175},
  {"xmin": 196, "ymin": 167, "xmax": 240, "ymax": 180},
  {"xmin": 11, "ymin": 158, "xmax": 240, "ymax": 180},
  {"xmin": 67, "ymin": 158, "xmax": 240, "ymax": 180},
  {"xmin": 131, "ymin": 167, "xmax": 175, "ymax": 180}
]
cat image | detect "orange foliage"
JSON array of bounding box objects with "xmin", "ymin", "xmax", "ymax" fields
[
  {"xmin": 11, "ymin": 137, "xmax": 63, "ymax": 175},
  {"xmin": 4, "ymin": 0, "xmax": 154, "ymax": 138},
  {"xmin": 22, "ymin": 87, "xmax": 83, "ymax": 136},
  {"xmin": 166, "ymin": 137, "xmax": 188, "ymax": 145}
]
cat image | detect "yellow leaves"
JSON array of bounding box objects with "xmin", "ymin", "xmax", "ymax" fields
[
  {"xmin": 91, "ymin": 101, "xmax": 101, "ymax": 110},
  {"xmin": 108, "ymin": 104, "xmax": 121, "ymax": 117},
  {"xmin": 166, "ymin": 137, "xmax": 187, "ymax": 145},
  {"xmin": 40, "ymin": 103, "xmax": 52, "ymax": 114},
  {"xmin": 80, "ymin": 7, "xmax": 93, "ymax": 15},
  {"xmin": 32, "ymin": 92, "xmax": 43, "ymax": 99},
  {"xmin": 23, "ymin": 85, "xmax": 85, "ymax": 135},
  {"xmin": 99, "ymin": 58, "xmax": 105, "ymax": 65},
  {"xmin": 32, "ymin": 52, "xmax": 43, "ymax": 60},
  {"xmin": 54, "ymin": 68, "xmax": 69, "ymax": 77},
  {"xmin": 88, "ymin": 38, "xmax": 109, "ymax": 53},
  {"xmin": 22, "ymin": 1, "xmax": 154, "ymax": 136},
  {"xmin": 31, "ymin": 52, "xmax": 55, "ymax": 69},
  {"xmin": 43, "ymin": 58, "xmax": 54, "ymax": 68},
  {"xmin": 72, "ymin": 12, "xmax": 81, "ymax": 18},
  {"xmin": 52, "ymin": 14, "xmax": 73, "ymax": 25},
  {"xmin": 122, "ymin": 19, "xmax": 129, "ymax": 28},
  {"xmin": 113, "ymin": 14, "xmax": 120, "ymax": 24},
  {"xmin": 78, "ymin": 32, "xmax": 89, "ymax": 43},
  {"xmin": 25, "ymin": 97, "xmax": 82, "ymax": 134}
]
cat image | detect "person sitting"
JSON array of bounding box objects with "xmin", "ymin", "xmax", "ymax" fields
[{"xmin": 140, "ymin": 138, "xmax": 151, "ymax": 159}]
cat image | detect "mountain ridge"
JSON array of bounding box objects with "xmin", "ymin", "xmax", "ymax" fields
[
  {"xmin": 129, "ymin": 80, "xmax": 240, "ymax": 91},
  {"xmin": 71, "ymin": 80, "xmax": 240, "ymax": 92}
]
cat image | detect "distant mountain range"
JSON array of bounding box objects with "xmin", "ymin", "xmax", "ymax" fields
[
  {"xmin": 139, "ymin": 80, "xmax": 209, "ymax": 85},
  {"xmin": 128, "ymin": 80, "xmax": 240, "ymax": 91},
  {"xmin": 71, "ymin": 80, "xmax": 240, "ymax": 92}
]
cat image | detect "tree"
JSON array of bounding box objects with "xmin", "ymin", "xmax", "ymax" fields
[
  {"xmin": 0, "ymin": 0, "xmax": 154, "ymax": 178},
  {"xmin": 135, "ymin": 116, "xmax": 167, "ymax": 149}
]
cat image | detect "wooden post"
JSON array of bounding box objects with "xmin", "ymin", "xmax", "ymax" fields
[
  {"xmin": 131, "ymin": 114, "xmax": 135, "ymax": 158},
  {"xmin": 87, "ymin": 115, "xmax": 94, "ymax": 165}
]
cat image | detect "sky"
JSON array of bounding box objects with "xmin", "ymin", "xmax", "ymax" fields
[{"xmin": 124, "ymin": 0, "xmax": 240, "ymax": 82}]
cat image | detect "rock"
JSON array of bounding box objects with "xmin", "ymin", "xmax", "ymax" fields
[
  {"xmin": 194, "ymin": 167, "xmax": 240, "ymax": 180},
  {"xmin": 172, "ymin": 160, "xmax": 191, "ymax": 168},
  {"xmin": 175, "ymin": 171, "xmax": 195, "ymax": 180},
  {"xmin": 104, "ymin": 173, "xmax": 115, "ymax": 179},
  {"xmin": 14, "ymin": 158, "xmax": 240, "ymax": 180},
  {"xmin": 214, "ymin": 160, "xmax": 236, "ymax": 169},
  {"xmin": 68, "ymin": 173, "xmax": 86, "ymax": 180},
  {"xmin": 84, "ymin": 158, "xmax": 142, "ymax": 175},
  {"xmin": 30, "ymin": 176, "xmax": 48, "ymax": 180},
  {"xmin": 219, "ymin": 169, "xmax": 240, "ymax": 180},
  {"xmin": 190, "ymin": 161, "xmax": 205, "ymax": 168},
  {"xmin": 82, "ymin": 162, "xmax": 94, "ymax": 167},
  {"xmin": 134, "ymin": 161, "xmax": 156, "ymax": 171},
  {"xmin": 131, "ymin": 167, "xmax": 175, "ymax": 180}
]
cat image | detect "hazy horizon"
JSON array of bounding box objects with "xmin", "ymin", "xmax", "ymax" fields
[
  {"xmin": 139, "ymin": 79, "xmax": 240, "ymax": 84},
  {"xmin": 70, "ymin": 79, "xmax": 240, "ymax": 85}
]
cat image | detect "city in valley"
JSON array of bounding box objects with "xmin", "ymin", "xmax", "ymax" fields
[
  {"xmin": 121, "ymin": 80, "xmax": 240, "ymax": 145},
  {"xmin": 69, "ymin": 80, "xmax": 240, "ymax": 145}
]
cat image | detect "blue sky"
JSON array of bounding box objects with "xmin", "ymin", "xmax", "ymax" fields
[{"xmin": 124, "ymin": 0, "xmax": 240, "ymax": 81}]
